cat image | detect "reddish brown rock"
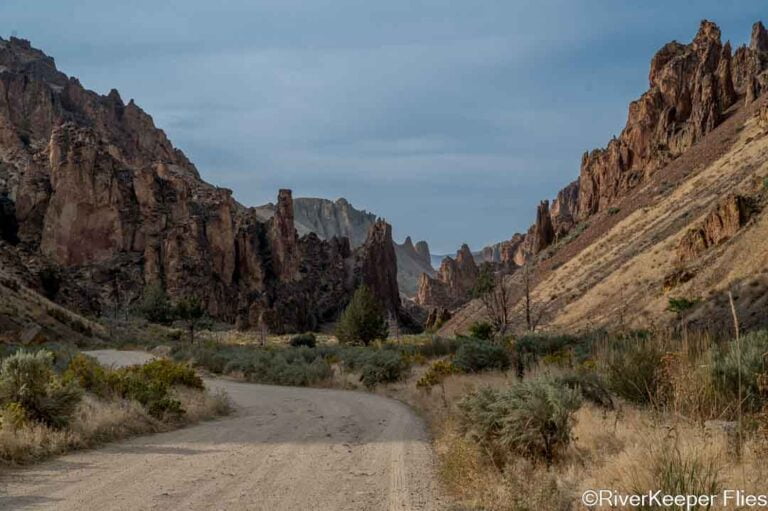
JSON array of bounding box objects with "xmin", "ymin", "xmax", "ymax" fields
[
  {"xmin": 424, "ymin": 307, "xmax": 451, "ymax": 330},
  {"xmin": 751, "ymin": 21, "xmax": 768, "ymax": 53},
  {"xmin": 550, "ymin": 181, "xmax": 579, "ymax": 238},
  {"xmin": 733, "ymin": 22, "xmax": 768, "ymax": 104},
  {"xmin": 416, "ymin": 243, "xmax": 478, "ymax": 309},
  {"xmin": 269, "ymin": 189, "xmax": 300, "ymax": 281},
  {"xmin": 500, "ymin": 233, "xmax": 526, "ymax": 267},
  {"xmin": 0, "ymin": 36, "xmax": 403, "ymax": 334},
  {"xmin": 677, "ymin": 194, "xmax": 753, "ymax": 261},
  {"xmin": 531, "ymin": 200, "xmax": 555, "ymax": 253},
  {"xmin": 578, "ymin": 21, "xmax": 740, "ymax": 219},
  {"xmin": 357, "ymin": 220, "xmax": 401, "ymax": 316}
]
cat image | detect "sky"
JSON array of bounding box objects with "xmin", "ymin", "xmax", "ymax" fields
[{"xmin": 1, "ymin": 1, "xmax": 764, "ymax": 254}]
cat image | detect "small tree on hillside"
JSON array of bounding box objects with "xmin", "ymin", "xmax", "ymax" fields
[
  {"xmin": 175, "ymin": 296, "xmax": 205, "ymax": 343},
  {"xmin": 138, "ymin": 283, "xmax": 172, "ymax": 324},
  {"xmin": 336, "ymin": 285, "xmax": 389, "ymax": 345}
]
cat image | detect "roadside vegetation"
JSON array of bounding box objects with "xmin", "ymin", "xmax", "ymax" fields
[
  {"xmin": 0, "ymin": 347, "xmax": 230, "ymax": 465},
  {"xmin": 67, "ymin": 281, "xmax": 768, "ymax": 509},
  {"xmin": 378, "ymin": 328, "xmax": 768, "ymax": 510}
]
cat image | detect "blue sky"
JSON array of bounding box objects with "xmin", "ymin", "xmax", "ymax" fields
[{"xmin": 2, "ymin": 1, "xmax": 764, "ymax": 253}]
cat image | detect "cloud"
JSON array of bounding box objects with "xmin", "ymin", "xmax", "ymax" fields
[{"xmin": 1, "ymin": 0, "xmax": 765, "ymax": 252}]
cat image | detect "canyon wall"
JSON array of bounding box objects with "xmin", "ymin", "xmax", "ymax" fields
[{"xmin": 0, "ymin": 37, "xmax": 404, "ymax": 333}]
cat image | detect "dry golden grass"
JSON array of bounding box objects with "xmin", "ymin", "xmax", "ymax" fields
[
  {"xmin": 380, "ymin": 334, "xmax": 768, "ymax": 511},
  {"xmin": 0, "ymin": 388, "xmax": 231, "ymax": 466}
]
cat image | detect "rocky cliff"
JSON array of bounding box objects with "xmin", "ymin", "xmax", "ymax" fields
[
  {"xmin": 431, "ymin": 20, "xmax": 768, "ymax": 314},
  {"xmin": 0, "ymin": 37, "xmax": 403, "ymax": 335},
  {"xmin": 415, "ymin": 243, "xmax": 479, "ymax": 309},
  {"xmin": 440, "ymin": 20, "xmax": 768, "ymax": 335},
  {"xmin": 255, "ymin": 196, "xmax": 434, "ymax": 295}
]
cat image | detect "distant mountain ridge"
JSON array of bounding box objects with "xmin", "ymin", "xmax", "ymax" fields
[{"xmin": 254, "ymin": 197, "xmax": 435, "ymax": 296}]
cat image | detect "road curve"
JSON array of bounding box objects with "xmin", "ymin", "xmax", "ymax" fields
[{"xmin": 0, "ymin": 350, "xmax": 442, "ymax": 510}]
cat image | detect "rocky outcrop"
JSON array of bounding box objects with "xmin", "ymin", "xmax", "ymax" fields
[
  {"xmin": 480, "ymin": 20, "xmax": 768, "ymax": 274},
  {"xmin": 677, "ymin": 194, "xmax": 754, "ymax": 262},
  {"xmin": 254, "ymin": 196, "xmax": 432, "ymax": 296},
  {"xmin": 393, "ymin": 236, "xmax": 435, "ymax": 296},
  {"xmin": 358, "ymin": 220, "xmax": 401, "ymax": 315},
  {"xmin": 500, "ymin": 234, "xmax": 526, "ymax": 266},
  {"xmin": 425, "ymin": 307, "xmax": 451, "ymax": 330},
  {"xmin": 733, "ymin": 22, "xmax": 768, "ymax": 103},
  {"xmin": 550, "ymin": 181, "xmax": 579, "ymax": 238},
  {"xmin": 416, "ymin": 243, "xmax": 479, "ymax": 309},
  {"xmin": 758, "ymin": 102, "xmax": 768, "ymax": 132},
  {"xmin": 0, "ymin": 37, "xmax": 404, "ymax": 334},
  {"xmin": 269, "ymin": 190, "xmax": 300, "ymax": 281},
  {"xmin": 414, "ymin": 240, "xmax": 431, "ymax": 266},
  {"xmin": 531, "ymin": 201, "xmax": 555, "ymax": 253},
  {"xmin": 577, "ymin": 21, "xmax": 739, "ymax": 219}
]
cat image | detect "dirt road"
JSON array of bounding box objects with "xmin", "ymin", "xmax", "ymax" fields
[{"xmin": 0, "ymin": 350, "xmax": 441, "ymax": 510}]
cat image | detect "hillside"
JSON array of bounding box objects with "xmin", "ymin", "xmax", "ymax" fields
[{"xmin": 439, "ymin": 20, "xmax": 768, "ymax": 335}]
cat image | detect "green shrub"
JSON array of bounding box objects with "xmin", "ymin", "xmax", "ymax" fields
[
  {"xmin": 667, "ymin": 297, "xmax": 699, "ymax": 315},
  {"xmin": 0, "ymin": 350, "xmax": 82, "ymax": 429},
  {"xmin": 290, "ymin": 332, "xmax": 317, "ymax": 348},
  {"xmin": 112, "ymin": 372, "xmax": 183, "ymax": 419},
  {"xmin": 413, "ymin": 336, "xmax": 461, "ymax": 358},
  {"xmin": 453, "ymin": 338, "xmax": 510, "ymax": 373},
  {"xmin": 359, "ymin": 350, "xmax": 410, "ymax": 389},
  {"xmin": 711, "ymin": 331, "xmax": 768, "ymax": 413},
  {"xmin": 556, "ymin": 370, "xmax": 614, "ymax": 410},
  {"xmin": 138, "ymin": 359, "xmax": 203, "ymax": 389},
  {"xmin": 64, "ymin": 355, "xmax": 201, "ymax": 420},
  {"xmin": 138, "ymin": 283, "xmax": 173, "ymax": 324},
  {"xmin": 63, "ymin": 353, "xmax": 110, "ymax": 397},
  {"xmin": 607, "ymin": 207, "xmax": 621, "ymax": 216},
  {"xmin": 604, "ymin": 337, "xmax": 664, "ymax": 405},
  {"xmin": 458, "ymin": 377, "xmax": 581, "ymax": 465},
  {"xmin": 335, "ymin": 286, "xmax": 389, "ymax": 345},
  {"xmin": 174, "ymin": 342, "xmax": 333, "ymax": 387},
  {"xmin": 513, "ymin": 333, "xmax": 597, "ymax": 375},
  {"xmin": 468, "ymin": 321, "xmax": 494, "ymax": 341}
]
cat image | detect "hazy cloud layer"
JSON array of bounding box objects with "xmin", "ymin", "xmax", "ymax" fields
[{"xmin": 2, "ymin": 1, "xmax": 763, "ymax": 252}]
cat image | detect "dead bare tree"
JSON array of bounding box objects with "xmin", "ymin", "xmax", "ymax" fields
[
  {"xmin": 522, "ymin": 263, "xmax": 547, "ymax": 332},
  {"xmin": 473, "ymin": 263, "xmax": 512, "ymax": 336}
]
